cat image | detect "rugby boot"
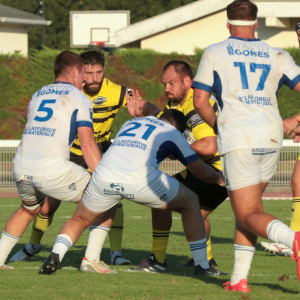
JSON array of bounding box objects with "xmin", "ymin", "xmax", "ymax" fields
[
  {"xmin": 194, "ymin": 264, "xmax": 227, "ymax": 276},
  {"xmin": 0, "ymin": 264, "xmax": 14, "ymax": 269},
  {"xmin": 111, "ymin": 251, "xmax": 131, "ymax": 265},
  {"xmin": 261, "ymin": 241, "xmax": 293, "ymax": 257},
  {"xmin": 39, "ymin": 252, "xmax": 60, "ymax": 275},
  {"xmin": 80, "ymin": 257, "xmax": 117, "ymax": 273},
  {"xmin": 10, "ymin": 243, "xmax": 42, "ymax": 262},
  {"xmin": 177, "ymin": 257, "xmax": 218, "ymax": 268},
  {"xmin": 127, "ymin": 253, "xmax": 167, "ymax": 273},
  {"xmin": 223, "ymin": 279, "xmax": 250, "ymax": 293}
]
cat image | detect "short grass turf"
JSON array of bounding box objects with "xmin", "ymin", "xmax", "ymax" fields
[{"xmin": 0, "ymin": 198, "xmax": 299, "ymax": 300}]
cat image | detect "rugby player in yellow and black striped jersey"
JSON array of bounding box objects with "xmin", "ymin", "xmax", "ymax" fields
[
  {"xmin": 131, "ymin": 60, "xmax": 228, "ymax": 273},
  {"xmin": 12, "ymin": 50, "xmax": 160, "ymax": 267}
]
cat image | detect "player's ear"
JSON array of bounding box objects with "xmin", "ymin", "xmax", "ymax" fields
[
  {"xmin": 226, "ymin": 22, "xmax": 230, "ymax": 30},
  {"xmin": 254, "ymin": 22, "xmax": 258, "ymax": 30},
  {"xmin": 183, "ymin": 76, "xmax": 192, "ymax": 87}
]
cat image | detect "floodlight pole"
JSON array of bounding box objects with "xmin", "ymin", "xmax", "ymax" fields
[{"xmin": 40, "ymin": 1, "xmax": 45, "ymax": 47}]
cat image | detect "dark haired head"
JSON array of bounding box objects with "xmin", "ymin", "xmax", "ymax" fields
[
  {"xmin": 160, "ymin": 109, "xmax": 186, "ymax": 133},
  {"xmin": 162, "ymin": 60, "xmax": 193, "ymax": 80},
  {"xmin": 54, "ymin": 51, "xmax": 83, "ymax": 78},
  {"xmin": 227, "ymin": 0, "xmax": 257, "ymax": 21},
  {"xmin": 80, "ymin": 50, "xmax": 105, "ymax": 67}
]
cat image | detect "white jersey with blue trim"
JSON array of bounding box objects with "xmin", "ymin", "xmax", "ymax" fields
[
  {"xmin": 14, "ymin": 81, "xmax": 93, "ymax": 175},
  {"xmin": 192, "ymin": 37, "xmax": 300, "ymax": 155},
  {"xmin": 96, "ymin": 116, "xmax": 199, "ymax": 183}
]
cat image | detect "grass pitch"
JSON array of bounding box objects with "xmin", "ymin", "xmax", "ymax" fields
[{"xmin": 0, "ymin": 197, "xmax": 299, "ymax": 299}]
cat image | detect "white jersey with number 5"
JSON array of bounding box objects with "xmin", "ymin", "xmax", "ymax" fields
[
  {"xmin": 14, "ymin": 81, "xmax": 93, "ymax": 176},
  {"xmin": 192, "ymin": 37, "xmax": 300, "ymax": 155},
  {"xmin": 97, "ymin": 116, "xmax": 199, "ymax": 183}
]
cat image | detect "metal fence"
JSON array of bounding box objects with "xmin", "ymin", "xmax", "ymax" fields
[{"xmin": 1, "ymin": 140, "xmax": 299, "ymax": 192}]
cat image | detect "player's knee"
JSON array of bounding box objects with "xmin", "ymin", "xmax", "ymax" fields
[
  {"xmin": 73, "ymin": 215, "xmax": 90, "ymax": 230},
  {"xmin": 22, "ymin": 197, "xmax": 45, "ymax": 213}
]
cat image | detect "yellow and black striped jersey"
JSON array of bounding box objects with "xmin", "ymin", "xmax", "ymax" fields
[
  {"xmin": 161, "ymin": 88, "xmax": 222, "ymax": 171},
  {"xmin": 70, "ymin": 78, "xmax": 127, "ymax": 157}
]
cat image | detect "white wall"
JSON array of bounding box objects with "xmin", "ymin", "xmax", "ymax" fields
[{"xmin": 0, "ymin": 24, "xmax": 28, "ymax": 57}]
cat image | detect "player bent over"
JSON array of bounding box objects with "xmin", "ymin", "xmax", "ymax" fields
[
  {"xmin": 0, "ymin": 51, "xmax": 101, "ymax": 269},
  {"xmin": 39, "ymin": 110, "xmax": 226, "ymax": 276}
]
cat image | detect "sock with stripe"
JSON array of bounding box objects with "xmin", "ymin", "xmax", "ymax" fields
[
  {"xmin": 52, "ymin": 234, "xmax": 73, "ymax": 262},
  {"xmin": 109, "ymin": 203, "xmax": 124, "ymax": 252},
  {"xmin": 231, "ymin": 244, "xmax": 255, "ymax": 285},
  {"xmin": 152, "ymin": 230, "xmax": 170, "ymax": 263},
  {"xmin": 85, "ymin": 225, "xmax": 110, "ymax": 263},
  {"xmin": 206, "ymin": 237, "xmax": 213, "ymax": 261},
  {"xmin": 29, "ymin": 213, "xmax": 54, "ymax": 245},
  {"xmin": 189, "ymin": 238, "xmax": 209, "ymax": 269},
  {"xmin": 267, "ymin": 219, "xmax": 295, "ymax": 249},
  {"xmin": 0, "ymin": 231, "xmax": 20, "ymax": 266},
  {"xmin": 290, "ymin": 197, "xmax": 300, "ymax": 231}
]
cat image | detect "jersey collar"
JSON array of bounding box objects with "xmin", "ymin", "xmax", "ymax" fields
[
  {"xmin": 54, "ymin": 81, "xmax": 73, "ymax": 85},
  {"xmin": 229, "ymin": 36, "xmax": 261, "ymax": 42}
]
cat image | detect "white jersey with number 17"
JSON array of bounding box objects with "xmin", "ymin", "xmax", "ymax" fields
[
  {"xmin": 192, "ymin": 37, "xmax": 300, "ymax": 155},
  {"xmin": 14, "ymin": 81, "xmax": 93, "ymax": 176}
]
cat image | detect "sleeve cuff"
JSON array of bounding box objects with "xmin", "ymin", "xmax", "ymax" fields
[
  {"xmin": 191, "ymin": 81, "xmax": 213, "ymax": 93},
  {"xmin": 77, "ymin": 121, "xmax": 93, "ymax": 129},
  {"xmin": 286, "ymin": 74, "xmax": 300, "ymax": 90}
]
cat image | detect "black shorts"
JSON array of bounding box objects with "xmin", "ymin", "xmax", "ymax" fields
[
  {"xmin": 176, "ymin": 168, "xmax": 228, "ymax": 210},
  {"xmin": 70, "ymin": 140, "xmax": 112, "ymax": 169}
]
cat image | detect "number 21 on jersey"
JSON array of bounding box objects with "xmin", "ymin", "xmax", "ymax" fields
[{"xmin": 118, "ymin": 122, "xmax": 157, "ymax": 140}]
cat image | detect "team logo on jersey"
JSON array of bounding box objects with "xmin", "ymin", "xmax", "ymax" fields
[
  {"xmin": 227, "ymin": 44, "xmax": 234, "ymax": 55},
  {"xmin": 187, "ymin": 114, "xmax": 204, "ymax": 129},
  {"xmin": 160, "ymin": 194, "xmax": 168, "ymax": 202},
  {"xmin": 93, "ymin": 96, "xmax": 107, "ymax": 105},
  {"xmin": 68, "ymin": 183, "xmax": 77, "ymax": 190},
  {"xmin": 110, "ymin": 183, "xmax": 124, "ymax": 192}
]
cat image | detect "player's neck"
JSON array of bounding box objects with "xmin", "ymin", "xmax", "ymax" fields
[
  {"xmin": 55, "ymin": 75, "xmax": 74, "ymax": 86},
  {"xmin": 230, "ymin": 28, "xmax": 256, "ymax": 40}
]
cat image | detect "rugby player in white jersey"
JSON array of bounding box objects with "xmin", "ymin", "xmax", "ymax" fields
[
  {"xmin": 0, "ymin": 51, "xmax": 101, "ymax": 269},
  {"xmin": 192, "ymin": 0, "xmax": 300, "ymax": 292},
  {"xmin": 39, "ymin": 109, "xmax": 226, "ymax": 276}
]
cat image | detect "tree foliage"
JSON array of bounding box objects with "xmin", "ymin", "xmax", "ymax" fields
[{"xmin": 0, "ymin": 0, "xmax": 197, "ymax": 50}]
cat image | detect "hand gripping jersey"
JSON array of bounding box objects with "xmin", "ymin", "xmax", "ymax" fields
[
  {"xmin": 95, "ymin": 116, "xmax": 199, "ymax": 183},
  {"xmin": 14, "ymin": 82, "xmax": 93, "ymax": 176},
  {"xmin": 161, "ymin": 89, "xmax": 222, "ymax": 171},
  {"xmin": 192, "ymin": 37, "xmax": 300, "ymax": 155},
  {"xmin": 70, "ymin": 78, "xmax": 128, "ymax": 157}
]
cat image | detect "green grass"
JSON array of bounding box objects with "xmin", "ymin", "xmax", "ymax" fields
[{"xmin": 0, "ymin": 198, "xmax": 299, "ymax": 299}]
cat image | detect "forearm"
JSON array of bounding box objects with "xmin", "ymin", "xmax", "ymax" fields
[
  {"xmin": 141, "ymin": 99, "xmax": 160, "ymax": 117},
  {"xmin": 190, "ymin": 138, "xmax": 217, "ymax": 157},
  {"xmin": 81, "ymin": 142, "xmax": 101, "ymax": 172}
]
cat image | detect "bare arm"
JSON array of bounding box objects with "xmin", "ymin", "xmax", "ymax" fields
[
  {"xmin": 23, "ymin": 104, "xmax": 29, "ymax": 120},
  {"xmin": 78, "ymin": 127, "xmax": 102, "ymax": 172},
  {"xmin": 186, "ymin": 159, "xmax": 225, "ymax": 186},
  {"xmin": 190, "ymin": 136, "xmax": 218, "ymax": 158},
  {"xmin": 193, "ymin": 88, "xmax": 217, "ymax": 134},
  {"xmin": 290, "ymin": 125, "xmax": 300, "ymax": 143}
]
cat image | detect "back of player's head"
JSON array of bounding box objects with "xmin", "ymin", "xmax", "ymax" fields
[
  {"xmin": 80, "ymin": 50, "xmax": 105, "ymax": 67},
  {"xmin": 54, "ymin": 51, "xmax": 83, "ymax": 78},
  {"xmin": 160, "ymin": 109, "xmax": 186, "ymax": 133},
  {"xmin": 227, "ymin": 0, "xmax": 257, "ymax": 21},
  {"xmin": 162, "ymin": 60, "xmax": 193, "ymax": 80}
]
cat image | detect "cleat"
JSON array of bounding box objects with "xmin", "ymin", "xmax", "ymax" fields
[
  {"xmin": 111, "ymin": 256, "xmax": 131, "ymax": 265},
  {"xmin": 10, "ymin": 243, "xmax": 42, "ymax": 262},
  {"xmin": 80, "ymin": 257, "xmax": 117, "ymax": 273},
  {"xmin": 177, "ymin": 257, "xmax": 218, "ymax": 268},
  {"xmin": 0, "ymin": 264, "xmax": 14, "ymax": 270},
  {"xmin": 292, "ymin": 231, "xmax": 300, "ymax": 281},
  {"xmin": 223, "ymin": 279, "xmax": 250, "ymax": 292},
  {"xmin": 39, "ymin": 252, "xmax": 60, "ymax": 275},
  {"xmin": 261, "ymin": 242, "xmax": 293, "ymax": 257},
  {"xmin": 194, "ymin": 264, "xmax": 228, "ymax": 276},
  {"xmin": 126, "ymin": 253, "xmax": 167, "ymax": 273}
]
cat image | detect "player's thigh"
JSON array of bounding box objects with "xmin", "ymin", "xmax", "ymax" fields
[
  {"xmin": 176, "ymin": 169, "xmax": 227, "ymax": 210},
  {"xmin": 260, "ymin": 149, "xmax": 280, "ymax": 183},
  {"xmin": 291, "ymin": 157, "xmax": 300, "ymax": 196},
  {"xmin": 13, "ymin": 173, "xmax": 45, "ymax": 210}
]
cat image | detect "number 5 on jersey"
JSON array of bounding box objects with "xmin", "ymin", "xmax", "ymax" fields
[{"xmin": 34, "ymin": 100, "xmax": 56, "ymax": 122}]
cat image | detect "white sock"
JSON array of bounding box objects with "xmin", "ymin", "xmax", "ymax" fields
[
  {"xmin": 267, "ymin": 220, "xmax": 295, "ymax": 250},
  {"xmin": 52, "ymin": 234, "xmax": 73, "ymax": 262},
  {"xmin": 189, "ymin": 238, "xmax": 209, "ymax": 269},
  {"xmin": 85, "ymin": 225, "xmax": 110, "ymax": 263},
  {"xmin": 231, "ymin": 244, "xmax": 255, "ymax": 285},
  {"xmin": 0, "ymin": 231, "xmax": 20, "ymax": 266}
]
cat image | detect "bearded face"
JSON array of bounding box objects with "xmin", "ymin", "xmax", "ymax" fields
[{"xmin": 82, "ymin": 64, "xmax": 105, "ymax": 96}]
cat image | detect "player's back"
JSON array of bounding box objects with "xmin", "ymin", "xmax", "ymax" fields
[
  {"xmin": 97, "ymin": 116, "xmax": 197, "ymax": 183},
  {"xmin": 194, "ymin": 37, "xmax": 300, "ymax": 154},
  {"xmin": 14, "ymin": 82, "xmax": 92, "ymax": 176}
]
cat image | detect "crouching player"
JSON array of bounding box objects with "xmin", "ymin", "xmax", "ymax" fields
[{"xmin": 39, "ymin": 110, "xmax": 227, "ymax": 276}]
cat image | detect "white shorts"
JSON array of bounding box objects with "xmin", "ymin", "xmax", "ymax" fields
[
  {"xmin": 221, "ymin": 148, "xmax": 280, "ymax": 191},
  {"xmin": 83, "ymin": 171, "xmax": 179, "ymax": 213},
  {"xmin": 14, "ymin": 163, "xmax": 91, "ymax": 210}
]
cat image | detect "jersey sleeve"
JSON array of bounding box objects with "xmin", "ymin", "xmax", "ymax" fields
[
  {"xmin": 281, "ymin": 50, "xmax": 300, "ymax": 89},
  {"xmin": 76, "ymin": 94, "xmax": 93, "ymax": 129},
  {"xmin": 192, "ymin": 48, "xmax": 215, "ymax": 93}
]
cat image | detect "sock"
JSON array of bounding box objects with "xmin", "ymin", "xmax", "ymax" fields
[
  {"xmin": 109, "ymin": 203, "xmax": 123, "ymax": 252},
  {"xmin": 290, "ymin": 197, "xmax": 300, "ymax": 231},
  {"xmin": 52, "ymin": 234, "xmax": 73, "ymax": 262},
  {"xmin": 0, "ymin": 231, "xmax": 20, "ymax": 266},
  {"xmin": 85, "ymin": 225, "xmax": 110, "ymax": 263},
  {"xmin": 206, "ymin": 237, "xmax": 213, "ymax": 261},
  {"xmin": 152, "ymin": 230, "xmax": 170, "ymax": 264},
  {"xmin": 231, "ymin": 244, "xmax": 255, "ymax": 285},
  {"xmin": 29, "ymin": 213, "xmax": 54, "ymax": 245},
  {"xmin": 267, "ymin": 220, "xmax": 295, "ymax": 250},
  {"xmin": 189, "ymin": 238, "xmax": 209, "ymax": 269}
]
